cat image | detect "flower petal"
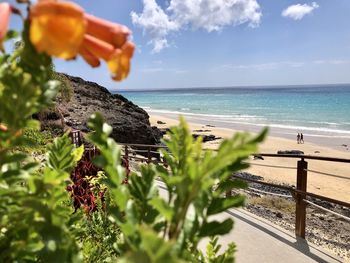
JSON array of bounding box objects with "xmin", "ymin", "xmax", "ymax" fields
[
  {"xmin": 82, "ymin": 34, "xmax": 115, "ymax": 61},
  {"xmin": 79, "ymin": 46, "xmax": 100, "ymax": 68},
  {"xmin": 85, "ymin": 14, "xmax": 130, "ymax": 48},
  {"xmin": 107, "ymin": 42, "xmax": 135, "ymax": 81},
  {"xmin": 0, "ymin": 3, "xmax": 11, "ymax": 49},
  {"xmin": 29, "ymin": 1, "xmax": 86, "ymax": 59}
]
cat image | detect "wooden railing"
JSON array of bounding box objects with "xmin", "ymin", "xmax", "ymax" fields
[
  {"xmin": 118, "ymin": 143, "xmax": 350, "ymax": 239},
  {"xmin": 68, "ymin": 130, "xmax": 350, "ymax": 240}
]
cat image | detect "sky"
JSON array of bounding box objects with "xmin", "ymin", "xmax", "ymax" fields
[{"xmin": 6, "ymin": 0, "xmax": 350, "ymax": 90}]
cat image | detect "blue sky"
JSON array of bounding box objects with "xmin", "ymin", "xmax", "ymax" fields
[{"xmin": 6, "ymin": 0, "xmax": 350, "ymax": 90}]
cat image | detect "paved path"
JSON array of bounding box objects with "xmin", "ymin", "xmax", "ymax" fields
[{"xmin": 156, "ymin": 181, "xmax": 343, "ymax": 263}]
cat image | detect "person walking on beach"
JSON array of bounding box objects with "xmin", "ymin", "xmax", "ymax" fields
[
  {"xmin": 297, "ymin": 133, "xmax": 300, "ymax": 144},
  {"xmin": 300, "ymin": 133, "xmax": 304, "ymax": 144}
]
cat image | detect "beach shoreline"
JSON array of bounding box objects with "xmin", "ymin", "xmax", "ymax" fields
[
  {"xmin": 148, "ymin": 110, "xmax": 350, "ymax": 152},
  {"xmin": 149, "ymin": 113, "xmax": 350, "ymax": 203}
]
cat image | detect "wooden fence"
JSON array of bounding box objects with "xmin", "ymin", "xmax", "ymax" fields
[
  {"xmin": 118, "ymin": 143, "xmax": 350, "ymax": 239},
  {"xmin": 69, "ymin": 130, "xmax": 350, "ymax": 240}
]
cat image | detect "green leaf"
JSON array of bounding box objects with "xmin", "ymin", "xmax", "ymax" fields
[
  {"xmin": 207, "ymin": 195, "xmax": 245, "ymax": 216},
  {"xmin": 149, "ymin": 197, "xmax": 174, "ymax": 222},
  {"xmin": 199, "ymin": 219, "xmax": 234, "ymax": 237},
  {"xmin": 72, "ymin": 144, "xmax": 84, "ymax": 163},
  {"xmin": 4, "ymin": 30, "xmax": 19, "ymax": 41},
  {"xmin": 216, "ymin": 179, "xmax": 248, "ymax": 194}
]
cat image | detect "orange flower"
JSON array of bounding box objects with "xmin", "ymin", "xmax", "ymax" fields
[
  {"xmin": 107, "ymin": 42, "xmax": 135, "ymax": 81},
  {"xmin": 85, "ymin": 14, "xmax": 130, "ymax": 48},
  {"xmin": 81, "ymin": 34, "xmax": 135, "ymax": 81},
  {"xmin": 79, "ymin": 45, "xmax": 100, "ymax": 68},
  {"xmin": 0, "ymin": 3, "xmax": 11, "ymax": 50},
  {"xmin": 29, "ymin": 0, "xmax": 86, "ymax": 59},
  {"xmin": 82, "ymin": 34, "xmax": 115, "ymax": 61},
  {"xmin": 28, "ymin": 1, "xmax": 135, "ymax": 81}
]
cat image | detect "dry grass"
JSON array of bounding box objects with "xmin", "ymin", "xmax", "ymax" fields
[{"xmin": 247, "ymin": 196, "xmax": 295, "ymax": 214}]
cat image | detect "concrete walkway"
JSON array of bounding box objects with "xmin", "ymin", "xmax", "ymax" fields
[
  {"xmin": 156, "ymin": 181, "xmax": 343, "ymax": 263},
  {"xmin": 210, "ymin": 209, "xmax": 342, "ymax": 263}
]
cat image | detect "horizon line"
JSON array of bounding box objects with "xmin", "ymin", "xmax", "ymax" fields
[{"xmin": 117, "ymin": 82, "xmax": 350, "ymax": 92}]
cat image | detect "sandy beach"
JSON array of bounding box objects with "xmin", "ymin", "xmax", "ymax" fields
[{"xmin": 150, "ymin": 114, "xmax": 350, "ymax": 203}]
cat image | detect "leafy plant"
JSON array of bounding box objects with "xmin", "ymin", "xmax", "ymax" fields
[{"xmin": 87, "ymin": 113, "xmax": 267, "ymax": 262}]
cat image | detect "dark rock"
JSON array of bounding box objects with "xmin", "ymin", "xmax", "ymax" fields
[
  {"xmin": 151, "ymin": 126, "xmax": 164, "ymax": 139},
  {"xmin": 233, "ymin": 172, "xmax": 264, "ymax": 181},
  {"xmin": 159, "ymin": 128, "xmax": 171, "ymax": 136},
  {"xmin": 206, "ymin": 124, "xmax": 215, "ymax": 127},
  {"xmin": 57, "ymin": 74, "xmax": 161, "ymax": 145},
  {"xmin": 192, "ymin": 134, "xmax": 221, "ymax": 142},
  {"xmin": 341, "ymin": 144, "xmax": 348, "ymax": 147},
  {"xmin": 193, "ymin": 129, "xmax": 211, "ymax": 132},
  {"xmin": 253, "ymin": 154, "xmax": 264, "ymax": 160},
  {"xmin": 314, "ymin": 151, "xmax": 320, "ymax": 153},
  {"xmin": 277, "ymin": 150, "xmax": 304, "ymax": 155},
  {"xmin": 157, "ymin": 120, "xmax": 166, "ymax": 125},
  {"xmin": 276, "ymin": 212, "xmax": 283, "ymax": 218}
]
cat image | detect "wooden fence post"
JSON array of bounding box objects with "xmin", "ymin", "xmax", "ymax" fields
[
  {"xmin": 147, "ymin": 147, "xmax": 151, "ymax": 164},
  {"xmin": 124, "ymin": 145, "xmax": 129, "ymax": 160},
  {"xmin": 295, "ymin": 158, "xmax": 308, "ymax": 238}
]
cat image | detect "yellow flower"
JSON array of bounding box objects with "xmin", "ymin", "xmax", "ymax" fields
[
  {"xmin": 29, "ymin": 1, "xmax": 86, "ymax": 59},
  {"xmin": 0, "ymin": 3, "xmax": 11, "ymax": 50}
]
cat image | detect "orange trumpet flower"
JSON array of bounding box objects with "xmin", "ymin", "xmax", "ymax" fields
[
  {"xmin": 79, "ymin": 45, "xmax": 100, "ymax": 68},
  {"xmin": 29, "ymin": 0, "xmax": 86, "ymax": 59},
  {"xmin": 29, "ymin": 0, "xmax": 135, "ymax": 81},
  {"xmin": 82, "ymin": 34, "xmax": 115, "ymax": 62},
  {"xmin": 85, "ymin": 14, "xmax": 130, "ymax": 48},
  {"xmin": 108, "ymin": 42, "xmax": 135, "ymax": 81},
  {"xmin": 0, "ymin": 3, "xmax": 11, "ymax": 50}
]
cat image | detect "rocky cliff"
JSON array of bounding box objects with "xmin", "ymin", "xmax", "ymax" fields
[{"xmin": 57, "ymin": 74, "xmax": 161, "ymax": 145}]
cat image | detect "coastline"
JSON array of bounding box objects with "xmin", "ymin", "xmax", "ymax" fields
[
  {"xmin": 146, "ymin": 110, "xmax": 350, "ymax": 152},
  {"xmin": 149, "ymin": 113, "xmax": 350, "ymax": 203}
]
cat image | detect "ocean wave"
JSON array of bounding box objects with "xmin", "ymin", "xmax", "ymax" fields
[
  {"xmin": 217, "ymin": 120, "xmax": 350, "ymax": 136},
  {"xmin": 147, "ymin": 108, "xmax": 262, "ymax": 120},
  {"xmin": 146, "ymin": 108, "xmax": 350, "ymax": 136},
  {"xmin": 140, "ymin": 106, "xmax": 151, "ymax": 109}
]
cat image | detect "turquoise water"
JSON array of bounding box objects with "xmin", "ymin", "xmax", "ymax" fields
[{"xmin": 120, "ymin": 85, "xmax": 350, "ymax": 140}]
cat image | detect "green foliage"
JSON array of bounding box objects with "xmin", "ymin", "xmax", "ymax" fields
[
  {"xmin": 16, "ymin": 128, "xmax": 54, "ymax": 154},
  {"xmin": 87, "ymin": 113, "xmax": 267, "ymax": 262},
  {"xmin": 0, "ymin": 20, "xmax": 82, "ymax": 262},
  {"xmin": 204, "ymin": 236, "xmax": 236, "ymax": 263},
  {"xmin": 74, "ymin": 208, "xmax": 121, "ymax": 263},
  {"xmin": 54, "ymin": 72, "xmax": 73, "ymax": 102}
]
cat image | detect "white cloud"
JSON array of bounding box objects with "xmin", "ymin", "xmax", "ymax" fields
[
  {"xmin": 131, "ymin": 0, "xmax": 262, "ymax": 53},
  {"xmin": 282, "ymin": 2, "xmax": 319, "ymax": 20},
  {"xmin": 131, "ymin": 0, "xmax": 179, "ymax": 53}
]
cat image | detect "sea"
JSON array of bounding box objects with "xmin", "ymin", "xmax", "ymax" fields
[{"xmin": 119, "ymin": 85, "xmax": 350, "ymax": 149}]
